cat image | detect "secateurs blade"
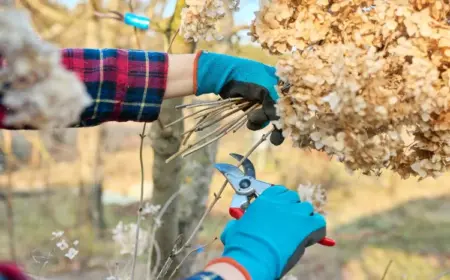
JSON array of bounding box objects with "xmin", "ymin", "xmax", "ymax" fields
[{"xmin": 214, "ymin": 153, "xmax": 336, "ymax": 247}]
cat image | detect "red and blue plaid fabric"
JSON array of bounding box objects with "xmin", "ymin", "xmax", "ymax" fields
[{"xmin": 0, "ymin": 48, "xmax": 168, "ymax": 128}]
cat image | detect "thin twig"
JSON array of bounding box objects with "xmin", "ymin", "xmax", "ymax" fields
[
  {"xmin": 166, "ymin": 103, "xmax": 257, "ymax": 163},
  {"xmin": 181, "ymin": 104, "xmax": 260, "ymax": 158},
  {"xmin": 128, "ymin": 0, "xmax": 147, "ymax": 275},
  {"xmin": 168, "ymin": 237, "xmax": 218, "ymax": 280},
  {"xmin": 232, "ymin": 117, "xmax": 248, "ymax": 133},
  {"xmin": 167, "ymin": 28, "xmax": 180, "ymax": 54},
  {"xmin": 156, "ymin": 257, "xmax": 174, "ymax": 280},
  {"xmin": 182, "ymin": 115, "xmax": 208, "ymax": 146},
  {"xmin": 181, "ymin": 100, "xmax": 241, "ymax": 146},
  {"xmin": 165, "ymin": 100, "xmax": 238, "ymax": 129},
  {"xmin": 195, "ymin": 102, "xmax": 250, "ymax": 131},
  {"xmin": 93, "ymin": 11, "xmax": 124, "ymax": 21},
  {"xmin": 174, "ymin": 127, "xmax": 275, "ymax": 254},
  {"xmin": 182, "ymin": 104, "xmax": 239, "ymax": 135},
  {"xmin": 147, "ymin": 188, "xmax": 184, "ymax": 280},
  {"xmin": 193, "ymin": 100, "xmax": 243, "ymax": 120},
  {"xmin": 381, "ymin": 260, "xmax": 393, "ymax": 280},
  {"xmin": 151, "ymin": 241, "xmax": 162, "ymax": 278},
  {"xmin": 181, "ymin": 113, "xmax": 249, "ymax": 159},
  {"xmin": 175, "ymin": 97, "xmax": 243, "ymax": 110},
  {"xmin": 130, "ymin": 123, "xmax": 147, "ymax": 280},
  {"xmin": 164, "ymin": 105, "xmax": 218, "ymax": 128},
  {"xmin": 187, "ymin": 103, "xmax": 257, "ymax": 143}
]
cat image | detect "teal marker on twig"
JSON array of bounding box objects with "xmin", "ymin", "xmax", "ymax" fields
[{"xmin": 124, "ymin": 13, "xmax": 150, "ymax": 30}]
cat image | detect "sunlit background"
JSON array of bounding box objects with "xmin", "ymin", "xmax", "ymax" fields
[{"xmin": 0, "ymin": 1, "xmax": 449, "ymax": 279}]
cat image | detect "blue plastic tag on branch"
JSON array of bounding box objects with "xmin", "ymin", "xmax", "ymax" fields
[
  {"xmin": 195, "ymin": 245, "xmax": 205, "ymax": 254},
  {"xmin": 124, "ymin": 12, "xmax": 150, "ymax": 30}
]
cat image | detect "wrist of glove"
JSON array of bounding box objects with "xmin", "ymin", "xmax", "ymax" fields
[
  {"xmin": 194, "ymin": 51, "xmax": 284, "ymax": 146},
  {"xmin": 219, "ymin": 186, "xmax": 326, "ymax": 280}
]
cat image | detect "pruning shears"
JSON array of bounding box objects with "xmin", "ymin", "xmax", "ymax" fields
[{"xmin": 214, "ymin": 153, "xmax": 336, "ymax": 247}]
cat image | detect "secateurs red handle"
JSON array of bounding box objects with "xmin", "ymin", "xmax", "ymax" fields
[
  {"xmin": 228, "ymin": 205, "xmax": 336, "ymax": 247},
  {"xmin": 217, "ymin": 153, "xmax": 336, "ymax": 248},
  {"xmin": 229, "ymin": 207, "xmax": 245, "ymax": 220}
]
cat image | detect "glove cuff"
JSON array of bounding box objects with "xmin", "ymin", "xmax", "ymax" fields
[
  {"xmin": 193, "ymin": 50, "xmax": 235, "ymax": 96},
  {"xmin": 192, "ymin": 50, "xmax": 202, "ymax": 96},
  {"xmin": 206, "ymin": 257, "xmax": 252, "ymax": 280}
]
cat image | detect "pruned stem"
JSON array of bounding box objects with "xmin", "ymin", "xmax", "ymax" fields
[
  {"xmin": 175, "ymin": 97, "xmax": 243, "ymax": 109},
  {"xmin": 166, "ymin": 103, "xmax": 259, "ymax": 163},
  {"xmin": 164, "ymin": 101, "xmax": 236, "ymax": 129},
  {"xmin": 168, "ymin": 99, "xmax": 242, "ymax": 130},
  {"xmin": 195, "ymin": 102, "xmax": 250, "ymax": 131},
  {"xmin": 182, "ymin": 115, "xmax": 208, "ymax": 146},
  {"xmin": 181, "ymin": 101, "xmax": 246, "ymax": 136},
  {"xmin": 232, "ymin": 117, "xmax": 248, "ymax": 133},
  {"xmin": 181, "ymin": 104, "xmax": 260, "ymax": 158}
]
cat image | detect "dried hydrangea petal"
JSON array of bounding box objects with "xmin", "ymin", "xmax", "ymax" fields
[{"xmin": 257, "ymin": 0, "xmax": 450, "ymax": 179}]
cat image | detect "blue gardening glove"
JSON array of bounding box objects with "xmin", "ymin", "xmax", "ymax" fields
[
  {"xmin": 194, "ymin": 51, "xmax": 284, "ymax": 146},
  {"xmin": 220, "ymin": 186, "xmax": 326, "ymax": 280}
]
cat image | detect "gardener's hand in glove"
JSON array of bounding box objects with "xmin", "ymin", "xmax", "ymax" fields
[
  {"xmin": 204, "ymin": 186, "xmax": 327, "ymax": 280},
  {"xmin": 194, "ymin": 51, "xmax": 284, "ymax": 146}
]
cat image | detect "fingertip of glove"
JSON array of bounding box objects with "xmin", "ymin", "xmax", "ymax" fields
[
  {"xmin": 313, "ymin": 211, "xmax": 327, "ymax": 226},
  {"xmin": 270, "ymin": 130, "xmax": 285, "ymax": 146},
  {"xmin": 246, "ymin": 120, "xmax": 263, "ymax": 131}
]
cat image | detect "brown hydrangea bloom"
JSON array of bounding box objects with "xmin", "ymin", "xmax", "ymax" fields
[
  {"xmin": 180, "ymin": 0, "xmax": 240, "ymax": 42},
  {"xmin": 297, "ymin": 183, "xmax": 327, "ymax": 214},
  {"xmin": 253, "ymin": 0, "xmax": 450, "ymax": 179}
]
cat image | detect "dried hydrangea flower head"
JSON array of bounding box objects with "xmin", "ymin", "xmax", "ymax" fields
[
  {"xmin": 180, "ymin": 0, "xmax": 240, "ymax": 42},
  {"xmin": 252, "ymin": 0, "xmax": 450, "ymax": 179},
  {"xmin": 0, "ymin": 8, "xmax": 92, "ymax": 130},
  {"xmin": 297, "ymin": 183, "xmax": 327, "ymax": 215}
]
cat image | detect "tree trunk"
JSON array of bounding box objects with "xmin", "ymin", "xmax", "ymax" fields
[
  {"xmin": 91, "ymin": 126, "xmax": 107, "ymax": 238},
  {"xmin": 178, "ymin": 127, "xmax": 219, "ymax": 277},
  {"xmin": 1, "ymin": 131, "xmax": 17, "ymax": 261},
  {"xmin": 149, "ymin": 0, "xmax": 198, "ymax": 275},
  {"xmin": 5, "ymin": 169, "xmax": 16, "ymax": 262},
  {"xmin": 149, "ymin": 97, "xmax": 184, "ymax": 272}
]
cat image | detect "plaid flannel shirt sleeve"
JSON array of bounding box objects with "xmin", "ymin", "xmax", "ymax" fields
[
  {"xmin": 64, "ymin": 48, "xmax": 168, "ymax": 127},
  {"xmin": 0, "ymin": 48, "xmax": 168, "ymax": 128}
]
